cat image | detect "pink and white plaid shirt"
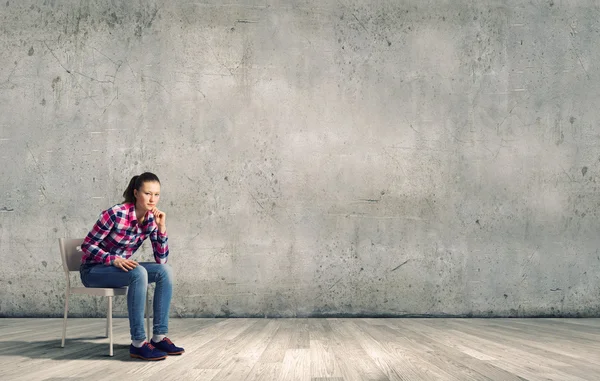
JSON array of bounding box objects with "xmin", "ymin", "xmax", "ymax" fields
[{"xmin": 81, "ymin": 203, "xmax": 169, "ymax": 266}]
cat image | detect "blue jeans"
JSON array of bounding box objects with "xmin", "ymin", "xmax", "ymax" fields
[{"xmin": 80, "ymin": 262, "xmax": 173, "ymax": 341}]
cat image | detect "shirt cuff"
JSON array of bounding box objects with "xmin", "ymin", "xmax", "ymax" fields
[{"xmin": 104, "ymin": 255, "xmax": 117, "ymax": 266}]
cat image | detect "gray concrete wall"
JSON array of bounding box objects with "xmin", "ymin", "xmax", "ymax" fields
[{"xmin": 1, "ymin": 0, "xmax": 600, "ymax": 317}]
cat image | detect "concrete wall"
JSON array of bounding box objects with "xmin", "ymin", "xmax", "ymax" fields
[{"xmin": 1, "ymin": 0, "xmax": 600, "ymax": 317}]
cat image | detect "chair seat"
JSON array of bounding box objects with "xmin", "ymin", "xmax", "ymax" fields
[{"xmin": 70, "ymin": 287, "xmax": 128, "ymax": 296}]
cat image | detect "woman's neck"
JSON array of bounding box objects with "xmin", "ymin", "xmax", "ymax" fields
[{"xmin": 135, "ymin": 207, "xmax": 146, "ymax": 223}]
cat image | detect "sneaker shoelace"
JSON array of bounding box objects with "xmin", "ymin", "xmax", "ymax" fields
[{"xmin": 163, "ymin": 338, "xmax": 174, "ymax": 345}]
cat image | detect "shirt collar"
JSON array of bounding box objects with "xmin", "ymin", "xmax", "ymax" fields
[
  {"xmin": 127, "ymin": 203, "xmax": 154, "ymax": 226},
  {"xmin": 127, "ymin": 203, "xmax": 138, "ymax": 224}
]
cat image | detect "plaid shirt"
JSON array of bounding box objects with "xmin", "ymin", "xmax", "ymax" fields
[{"xmin": 81, "ymin": 203, "xmax": 169, "ymax": 265}]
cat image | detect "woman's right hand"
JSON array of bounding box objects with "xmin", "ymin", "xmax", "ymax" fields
[{"xmin": 113, "ymin": 257, "xmax": 138, "ymax": 272}]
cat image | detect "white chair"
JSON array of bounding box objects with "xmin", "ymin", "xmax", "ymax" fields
[{"xmin": 59, "ymin": 238, "xmax": 151, "ymax": 356}]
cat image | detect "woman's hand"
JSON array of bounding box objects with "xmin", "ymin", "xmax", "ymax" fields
[
  {"xmin": 113, "ymin": 257, "xmax": 138, "ymax": 272},
  {"xmin": 151, "ymin": 207, "xmax": 167, "ymax": 233}
]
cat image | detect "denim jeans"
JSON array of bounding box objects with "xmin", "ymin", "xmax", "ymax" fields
[{"xmin": 80, "ymin": 262, "xmax": 173, "ymax": 341}]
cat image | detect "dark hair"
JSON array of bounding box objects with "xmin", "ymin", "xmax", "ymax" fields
[{"xmin": 123, "ymin": 172, "xmax": 161, "ymax": 204}]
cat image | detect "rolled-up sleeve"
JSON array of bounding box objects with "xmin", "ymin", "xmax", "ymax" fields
[
  {"xmin": 81, "ymin": 210, "xmax": 117, "ymax": 265},
  {"xmin": 150, "ymin": 229, "xmax": 169, "ymax": 264}
]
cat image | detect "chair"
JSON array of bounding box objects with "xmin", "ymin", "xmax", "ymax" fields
[{"xmin": 59, "ymin": 238, "xmax": 151, "ymax": 356}]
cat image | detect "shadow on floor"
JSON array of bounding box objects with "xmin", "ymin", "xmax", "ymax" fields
[{"xmin": 1, "ymin": 338, "xmax": 140, "ymax": 361}]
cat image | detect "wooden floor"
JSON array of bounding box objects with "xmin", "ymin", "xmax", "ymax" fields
[{"xmin": 0, "ymin": 318, "xmax": 599, "ymax": 381}]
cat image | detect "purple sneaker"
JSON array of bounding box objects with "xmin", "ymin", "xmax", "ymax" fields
[
  {"xmin": 129, "ymin": 342, "xmax": 167, "ymax": 361},
  {"xmin": 150, "ymin": 337, "xmax": 185, "ymax": 355}
]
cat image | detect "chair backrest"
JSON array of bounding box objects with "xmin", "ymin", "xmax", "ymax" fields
[{"xmin": 59, "ymin": 238, "xmax": 86, "ymax": 274}]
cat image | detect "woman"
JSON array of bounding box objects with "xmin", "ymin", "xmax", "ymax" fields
[{"xmin": 80, "ymin": 172, "xmax": 184, "ymax": 361}]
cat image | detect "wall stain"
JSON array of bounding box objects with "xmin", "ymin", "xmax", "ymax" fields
[
  {"xmin": 51, "ymin": 76, "xmax": 61, "ymax": 90},
  {"xmin": 106, "ymin": 11, "xmax": 119, "ymax": 28}
]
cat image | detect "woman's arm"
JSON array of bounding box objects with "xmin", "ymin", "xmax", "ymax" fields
[
  {"xmin": 150, "ymin": 207, "xmax": 169, "ymax": 264},
  {"xmin": 81, "ymin": 209, "xmax": 118, "ymax": 265},
  {"xmin": 150, "ymin": 229, "xmax": 169, "ymax": 264}
]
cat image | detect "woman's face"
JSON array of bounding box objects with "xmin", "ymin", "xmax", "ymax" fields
[{"xmin": 134, "ymin": 181, "xmax": 161, "ymax": 213}]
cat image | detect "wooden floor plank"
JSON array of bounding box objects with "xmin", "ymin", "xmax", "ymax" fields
[
  {"xmin": 280, "ymin": 349, "xmax": 311, "ymax": 381},
  {"xmin": 396, "ymin": 319, "xmax": 591, "ymax": 381},
  {"xmin": 353, "ymin": 319, "xmax": 524, "ymax": 381},
  {"xmin": 1, "ymin": 318, "xmax": 600, "ymax": 381},
  {"xmin": 244, "ymin": 362, "xmax": 283, "ymax": 381},
  {"xmin": 350, "ymin": 320, "xmax": 469, "ymax": 381},
  {"xmin": 440, "ymin": 319, "xmax": 600, "ymax": 379},
  {"xmin": 258, "ymin": 319, "xmax": 296, "ymax": 363},
  {"xmin": 309, "ymin": 339, "xmax": 344, "ymax": 379},
  {"xmin": 446, "ymin": 319, "xmax": 600, "ymax": 366},
  {"xmin": 327, "ymin": 319, "xmax": 391, "ymax": 381}
]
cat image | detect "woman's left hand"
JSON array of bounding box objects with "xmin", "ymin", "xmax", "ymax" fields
[{"xmin": 151, "ymin": 207, "xmax": 167, "ymax": 232}]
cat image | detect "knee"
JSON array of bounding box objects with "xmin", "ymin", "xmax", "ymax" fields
[
  {"xmin": 157, "ymin": 264, "xmax": 174, "ymax": 283},
  {"xmin": 130, "ymin": 265, "xmax": 148, "ymax": 284}
]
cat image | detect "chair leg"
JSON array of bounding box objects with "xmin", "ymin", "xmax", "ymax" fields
[
  {"xmin": 146, "ymin": 286, "xmax": 151, "ymax": 340},
  {"xmin": 106, "ymin": 313, "xmax": 109, "ymax": 337},
  {"xmin": 61, "ymin": 291, "xmax": 69, "ymax": 348},
  {"xmin": 108, "ymin": 296, "xmax": 113, "ymax": 357}
]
